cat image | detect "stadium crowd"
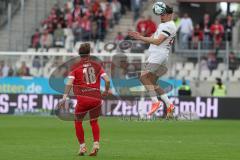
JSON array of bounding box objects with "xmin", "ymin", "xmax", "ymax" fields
[
  {"xmin": 178, "ymin": 13, "xmax": 235, "ymax": 49},
  {"xmin": 30, "ymin": 0, "xmax": 123, "ymax": 52}
]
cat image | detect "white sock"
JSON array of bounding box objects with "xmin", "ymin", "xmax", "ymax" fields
[
  {"xmin": 160, "ymin": 94, "xmax": 171, "ymax": 107},
  {"xmin": 93, "ymin": 141, "xmax": 100, "ymax": 149},
  {"xmin": 80, "ymin": 143, "xmax": 86, "ymax": 148},
  {"xmin": 151, "ymin": 96, "xmax": 159, "ymax": 103}
]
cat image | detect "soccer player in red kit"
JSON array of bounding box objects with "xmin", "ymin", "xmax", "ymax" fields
[{"xmin": 62, "ymin": 43, "xmax": 110, "ymax": 156}]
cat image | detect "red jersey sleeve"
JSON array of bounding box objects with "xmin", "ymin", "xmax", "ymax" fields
[
  {"xmin": 68, "ymin": 70, "xmax": 76, "ymax": 79},
  {"xmin": 100, "ymin": 67, "xmax": 106, "ymax": 77}
]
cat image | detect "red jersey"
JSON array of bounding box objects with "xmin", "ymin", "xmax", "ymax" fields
[
  {"xmin": 68, "ymin": 59, "xmax": 106, "ymax": 106},
  {"xmin": 137, "ymin": 20, "xmax": 147, "ymax": 34}
]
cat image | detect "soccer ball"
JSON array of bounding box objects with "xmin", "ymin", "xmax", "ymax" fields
[{"xmin": 152, "ymin": 2, "xmax": 167, "ymax": 15}]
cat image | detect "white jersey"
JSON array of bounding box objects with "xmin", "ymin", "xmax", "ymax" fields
[{"xmin": 148, "ymin": 20, "xmax": 177, "ymax": 53}]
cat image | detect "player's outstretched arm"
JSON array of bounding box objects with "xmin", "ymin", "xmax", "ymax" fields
[{"xmin": 128, "ymin": 31, "xmax": 167, "ymax": 46}]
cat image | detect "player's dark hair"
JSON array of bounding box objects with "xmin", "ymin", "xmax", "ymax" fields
[
  {"xmin": 79, "ymin": 43, "xmax": 90, "ymax": 57},
  {"xmin": 166, "ymin": 5, "xmax": 173, "ymax": 14}
]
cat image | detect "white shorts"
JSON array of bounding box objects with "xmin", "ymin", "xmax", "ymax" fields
[
  {"xmin": 144, "ymin": 52, "xmax": 169, "ymax": 76},
  {"xmin": 147, "ymin": 51, "xmax": 169, "ymax": 64}
]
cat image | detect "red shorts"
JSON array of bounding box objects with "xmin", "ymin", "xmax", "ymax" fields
[{"xmin": 74, "ymin": 97, "xmax": 102, "ymax": 121}]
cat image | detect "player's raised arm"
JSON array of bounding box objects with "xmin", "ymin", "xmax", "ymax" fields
[{"xmin": 128, "ymin": 31, "xmax": 168, "ymax": 46}]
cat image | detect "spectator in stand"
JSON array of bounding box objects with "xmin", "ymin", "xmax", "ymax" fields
[
  {"xmin": 0, "ymin": 67, "xmax": 2, "ymax": 77},
  {"xmin": 91, "ymin": 13, "xmax": 98, "ymax": 42},
  {"xmin": 207, "ymin": 52, "xmax": 217, "ymax": 71},
  {"xmin": 200, "ymin": 14, "xmax": 212, "ymax": 49},
  {"xmin": 81, "ymin": 15, "xmax": 91, "ymax": 41},
  {"xmin": 32, "ymin": 56, "xmax": 41, "ymax": 69},
  {"xmin": 73, "ymin": 0, "xmax": 84, "ymax": 6},
  {"xmin": 72, "ymin": 17, "xmax": 82, "ymax": 43},
  {"xmin": 229, "ymin": 52, "xmax": 239, "ymax": 72},
  {"xmin": 64, "ymin": 24, "xmax": 74, "ymax": 52},
  {"xmin": 96, "ymin": 11, "xmax": 106, "ymax": 41},
  {"xmin": 58, "ymin": 13, "xmax": 66, "ymax": 28},
  {"xmin": 65, "ymin": 9, "xmax": 73, "ymax": 26},
  {"xmin": 192, "ymin": 24, "xmax": 203, "ymax": 49},
  {"xmin": 8, "ymin": 64, "xmax": 14, "ymax": 77},
  {"xmin": 118, "ymin": 0, "xmax": 129, "ymax": 14},
  {"xmin": 200, "ymin": 56, "xmax": 208, "ymax": 71},
  {"xmin": 53, "ymin": 3, "xmax": 63, "ymax": 17},
  {"xmin": 145, "ymin": 15, "xmax": 156, "ymax": 37},
  {"xmin": 112, "ymin": 0, "xmax": 121, "ymax": 25},
  {"xmin": 0, "ymin": 61, "xmax": 9, "ymax": 77},
  {"xmin": 115, "ymin": 32, "xmax": 124, "ymax": 42},
  {"xmin": 131, "ymin": 0, "xmax": 141, "ymax": 22},
  {"xmin": 30, "ymin": 0, "xmax": 126, "ymax": 51},
  {"xmin": 84, "ymin": 0, "xmax": 91, "ymax": 7},
  {"xmin": 104, "ymin": 2, "xmax": 114, "ymax": 30},
  {"xmin": 92, "ymin": 0, "xmax": 101, "ymax": 14},
  {"xmin": 31, "ymin": 29, "xmax": 41, "ymax": 51},
  {"xmin": 179, "ymin": 13, "xmax": 193, "ymax": 49},
  {"xmin": 66, "ymin": 0, "xmax": 74, "ymax": 11},
  {"xmin": 136, "ymin": 15, "xmax": 147, "ymax": 36},
  {"xmin": 54, "ymin": 24, "xmax": 65, "ymax": 47},
  {"xmin": 224, "ymin": 14, "xmax": 235, "ymax": 43},
  {"xmin": 17, "ymin": 62, "xmax": 30, "ymax": 77},
  {"xmin": 210, "ymin": 19, "xmax": 224, "ymax": 49},
  {"xmin": 84, "ymin": 4, "xmax": 92, "ymax": 17},
  {"xmin": 40, "ymin": 30, "xmax": 53, "ymax": 50},
  {"xmin": 73, "ymin": 4, "xmax": 82, "ymax": 21}
]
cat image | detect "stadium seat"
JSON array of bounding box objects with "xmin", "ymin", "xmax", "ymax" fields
[
  {"xmin": 229, "ymin": 76, "xmax": 239, "ymax": 82},
  {"xmin": 74, "ymin": 42, "xmax": 82, "ymax": 51},
  {"xmin": 37, "ymin": 48, "xmax": 48, "ymax": 52},
  {"xmin": 200, "ymin": 70, "xmax": 210, "ymax": 81},
  {"xmin": 27, "ymin": 48, "xmax": 36, "ymax": 53},
  {"xmin": 177, "ymin": 69, "xmax": 188, "ymax": 79},
  {"xmin": 30, "ymin": 68, "xmax": 38, "ymax": 76},
  {"xmin": 170, "ymin": 67, "xmax": 176, "ymax": 77},
  {"xmin": 222, "ymin": 70, "xmax": 233, "ymax": 81},
  {"xmin": 58, "ymin": 48, "xmax": 67, "ymax": 53},
  {"xmin": 48, "ymin": 48, "xmax": 58, "ymax": 53},
  {"xmin": 217, "ymin": 63, "xmax": 226, "ymax": 71},
  {"xmin": 195, "ymin": 63, "xmax": 199, "ymax": 70},
  {"xmin": 95, "ymin": 41, "xmax": 105, "ymax": 53},
  {"xmin": 233, "ymin": 70, "xmax": 240, "ymax": 80},
  {"xmin": 211, "ymin": 70, "xmax": 222, "ymax": 78},
  {"xmin": 184, "ymin": 62, "xmax": 194, "ymax": 71},
  {"xmin": 207, "ymin": 70, "xmax": 222, "ymax": 81},
  {"xmin": 189, "ymin": 70, "xmax": 199, "ymax": 81},
  {"xmin": 175, "ymin": 62, "xmax": 183, "ymax": 71}
]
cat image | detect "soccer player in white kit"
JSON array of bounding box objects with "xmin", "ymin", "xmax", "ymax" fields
[{"xmin": 128, "ymin": 5, "xmax": 177, "ymax": 118}]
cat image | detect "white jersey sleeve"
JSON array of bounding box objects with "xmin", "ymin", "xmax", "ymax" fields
[{"xmin": 148, "ymin": 21, "xmax": 177, "ymax": 53}]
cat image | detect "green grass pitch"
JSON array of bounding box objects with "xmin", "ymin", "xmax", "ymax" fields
[{"xmin": 0, "ymin": 116, "xmax": 240, "ymax": 160}]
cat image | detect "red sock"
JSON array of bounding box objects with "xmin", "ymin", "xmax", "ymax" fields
[
  {"xmin": 75, "ymin": 121, "xmax": 85, "ymax": 144},
  {"xmin": 90, "ymin": 119, "xmax": 100, "ymax": 142}
]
